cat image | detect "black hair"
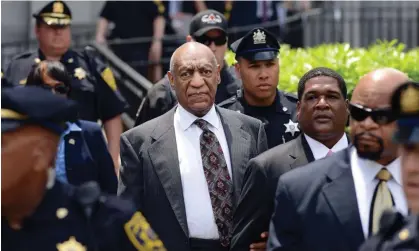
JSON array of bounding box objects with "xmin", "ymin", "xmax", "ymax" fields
[
  {"xmin": 26, "ymin": 60, "xmax": 72, "ymax": 94},
  {"xmin": 297, "ymin": 67, "xmax": 347, "ymax": 100}
]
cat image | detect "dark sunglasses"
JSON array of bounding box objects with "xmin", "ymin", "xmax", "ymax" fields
[
  {"xmin": 349, "ymin": 103, "xmax": 397, "ymax": 125},
  {"xmin": 41, "ymin": 83, "xmax": 70, "ymax": 95},
  {"xmin": 194, "ymin": 35, "xmax": 227, "ymax": 46}
]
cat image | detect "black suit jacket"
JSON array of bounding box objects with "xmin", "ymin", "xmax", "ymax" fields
[
  {"xmin": 267, "ymin": 147, "xmax": 365, "ymax": 251},
  {"xmin": 231, "ymin": 134, "xmax": 314, "ymax": 250},
  {"xmin": 65, "ymin": 120, "xmax": 117, "ymax": 194},
  {"xmin": 118, "ymin": 106, "xmax": 268, "ymax": 251}
]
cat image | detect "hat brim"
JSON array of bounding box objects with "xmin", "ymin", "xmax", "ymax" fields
[
  {"xmin": 1, "ymin": 120, "xmax": 67, "ymax": 135},
  {"xmin": 241, "ymin": 51, "xmax": 278, "ymax": 61},
  {"xmin": 1, "ymin": 120, "xmax": 24, "ymax": 133},
  {"xmin": 193, "ymin": 26, "xmax": 226, "ymax": 37},
  {"xmin": 393, "ymin": 126, "xmax": 419, "ymax": 144}
]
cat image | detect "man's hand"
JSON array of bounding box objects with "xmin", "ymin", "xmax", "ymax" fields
[{"xmin": 250, "ymin": 232, "xmax": 268, "ymax": 251}]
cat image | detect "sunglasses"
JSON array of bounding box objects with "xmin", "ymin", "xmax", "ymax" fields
[
  {"xmin": 194, "ymin": 35, "xmax": 227, "ymax": 46},
  {"xmin": 349, "ymin": 103, "xmax": 397, "ymax": 125},
  {"xmin": 41, "ymin": 83, "xmax": 70, "ymax": 95}
]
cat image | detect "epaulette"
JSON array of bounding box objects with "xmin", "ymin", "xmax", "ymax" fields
[
  {"xmin": 10, "ymin": 51, "xmax": 37, "ymax": 61},
  {"xmin": 284, "ymin": 92, "xmax": 298, "ymax": 102},
  {"xmin": 218, "ymin": 95, "xmax": 238, "ymax": 108}
]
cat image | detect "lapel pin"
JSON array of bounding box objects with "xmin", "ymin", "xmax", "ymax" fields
[{"xmin": 69, "ymin": 138, "xmax": 75, "ymax": 145}]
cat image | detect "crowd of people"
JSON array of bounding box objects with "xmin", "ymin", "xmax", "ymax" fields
[{"xmin": 2, "ymin": 1, "xmax": 419, "ymax": 251}]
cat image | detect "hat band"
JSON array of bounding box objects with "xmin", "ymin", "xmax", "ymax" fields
[
  {"xmin": 40, "ymin": 13, "xmax": 70, "ymax": 19},
  {"xmin": 237, "ymin": 48, "xmax": 279, "ymax": 56},
  {"xmin": 1, "ymin": 109, "xmax": 28, "ymax": 120}
]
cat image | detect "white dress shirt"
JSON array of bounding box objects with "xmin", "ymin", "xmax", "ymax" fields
[
  {"xmin": 174, "ymin": 104, "xmax": 232, "ymax": 239},
  {"xmin": 304, "ymin": 133, "xmax": 349, "ymax": 160},
  {"xmin": 351, "ymin": 148, "xmax": 408, "ymax": 238}
]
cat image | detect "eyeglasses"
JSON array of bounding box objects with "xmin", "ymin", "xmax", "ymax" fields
[
  {"xmin": 194, "ymin": 35, "xmax": 227, "ymax": 46},
  {"xmin": 41, "ymin": 83, "xmax": 70, "ymax": 95},
  {"xmin": 349, "ymin": 103, "xmax": 397, "ymax": 125}
]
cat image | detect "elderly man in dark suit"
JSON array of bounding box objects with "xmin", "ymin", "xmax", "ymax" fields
[
  {"xmin": 267, "ymin": 68, "xmax": 410, "ymax": 251},
  {"xmin": 118, "ymin": 42, "xmax": 268, "ymax": 251},
  {"xmin": 231, "ymin": 67, "xmax": 350, "ymax": 251}
]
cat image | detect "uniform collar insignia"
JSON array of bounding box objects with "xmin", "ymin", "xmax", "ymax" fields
[{"xmin": 56, "ymin": 236, "xmax": 86, "ymax": 251}]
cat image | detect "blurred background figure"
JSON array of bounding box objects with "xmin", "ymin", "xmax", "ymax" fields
[{"xmin": 96, "ymin": 0, "xmax": 167, "ymax": 82}]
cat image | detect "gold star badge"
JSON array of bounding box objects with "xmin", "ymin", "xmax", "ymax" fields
[
  {"xmin": 284, "ymin": 119, "xmax": 300, "ymax": 137},
  {"xmin": 56, "ymin": 237, "xmax": 86, "ymax": 251},
  {"xmin": 74, "ymin": 68, "xmax": 86, "ymax": 80},
  {"xmin": 400, "ymin": 85, "xmax": 419, "ymax": 114}
]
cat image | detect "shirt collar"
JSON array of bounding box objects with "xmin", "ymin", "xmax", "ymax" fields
[
  {"xmin": 351, "ymin": 147, "xmax": 402, "ymax": 185},
  {"xmin": 304, "ymin": 133, "xmax": 349, "ymax": 160},
  {"xmin": 176, "ymin": 104, "xmax": 220, "ymax": 131},
  {"xmin": 61, "ymin": 121, "xmax": 82, "ymax": 137}
]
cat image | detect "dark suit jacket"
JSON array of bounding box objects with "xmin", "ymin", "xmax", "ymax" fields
[
  {"xmin": 231, "ymin": 134, "xmax": 314, "ymax": 250},
  {"xmin": 267, "ymin": 147, "xmax": 365, "ymax": 251},
  {"xmin": 118, "ymin": 106, "xmax": 268, "ymax": 251},
  {"xmin": 65, "ymin": 120, "xmax": 117, "ymax": 194}
]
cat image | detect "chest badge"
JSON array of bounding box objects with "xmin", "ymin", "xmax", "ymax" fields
[
  {"xmin": 74, "ymin": 67, "xmax": 86, "ymax": 80},
  {"xmin": 56, "ymin": 236, "xmax": 86, "ymax": 251},
  {"xmin": 284, "ymin": 119, "xmax": 300, "ymax": 137}
]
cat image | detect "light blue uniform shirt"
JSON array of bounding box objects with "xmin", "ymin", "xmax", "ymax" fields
[{"xmin": 55, "ymin": 122, "xmax": 82, "ymax": 183}]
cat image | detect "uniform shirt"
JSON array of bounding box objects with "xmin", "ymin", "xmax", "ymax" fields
[
  {"xmin": 351, "ymin": 148, "xmax": 408, "ymax": 238},
  {"xmin": 304, "ymin": 133, "xmax": 349, "ymax": 160},
  {"xmin": 55, "ymin": 122, "xmax": 82, "ymax": 184},
  {"xmin": 1, "ymin": 180, "xmax": 166, "ymax": 251},
  {"xmin": 4, "ymin": 48, "xmax": 128, "ymax": 122},
  {"xmin": 219, "ymin": 89, "xmax": 299, "ymax": 149},
  {"xmin": 174, "ymin": 104, "xmax": 232, "ymax": 239}
]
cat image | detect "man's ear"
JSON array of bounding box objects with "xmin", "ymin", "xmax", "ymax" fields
[
  {"xmin": 234, "ymin": 62, "xmax": 242, "ymax": 80},
  {"xmin": 296, "ymin": 101, "xmax": 301, "ymax": 121},
  {"xmin": 167, "ymin": 71, "xmax": 175, "ymax": 89}
]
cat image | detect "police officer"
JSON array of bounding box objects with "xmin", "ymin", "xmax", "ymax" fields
[
  {"xmin": 1, "ymin": 86, "xmax": 166, "ymax": 251},
  {"xmin": 359, "ymin": 81, "xmax": 419, "ymax": 251},
  {"xmin": 4, "ymin": 0, "xmax": 127, "ymax": 170},
  {"xmin": 134, "ymin": 9, "xmax": 241, "ymax": 126},
  {"xmin": 219, "ymin": 27, "xmax": 299, "ymax": 149}
]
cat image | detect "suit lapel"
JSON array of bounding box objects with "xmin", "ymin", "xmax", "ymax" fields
[
  {"xmin": 217, "ymin": 107, "xmax": 251, "ymax": 207},
  {"xmin": 147, "ymin": 108, "xmax": 189, "ymax": 237},
  {"xmin": 289, "ymin": 135, "xmax": 313, "ymax": 169},
  {"xmin": 322, "ymin": 148, "xmax": 364, "ymax": 250}
]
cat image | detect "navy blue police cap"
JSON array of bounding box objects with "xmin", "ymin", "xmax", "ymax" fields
[
  {"xmin": 230, "ymin": 27, "xmax": 280, "ymax": 61},
  {"xmin": 391, "ymin": 81, "xmax": 419, "ymax": 144},
  {"xmin": 32, "ymin": 1, "xmax": 72, "ymax": 26},
  {"xmin": 2, "ymin": 86, "xmax": 78, "ymax": 135}
]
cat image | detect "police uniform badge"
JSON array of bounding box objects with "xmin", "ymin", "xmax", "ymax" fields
[
  {"xmin": 74, "ymin": 67, "xmax": 86, "ymax": 80},
  {"xmin": 124, "ymin": 212, "xmax": 166, "ymax": 251},
  {"xmin": 253, "ymin": 29, "xmax": 266, "ymax": 44},
  {"xmin": 53, "ymin": 1, "xmax": 64, "ymax": 14},
  {"xmin": 284, "ymin": 119, "xmax": 300, "ymax": 137},
  {"xmin": 400, "ymin": 85, "xmax": 419, "ymax": 114},
  {"xmin": 56, "ymin": 236, "xmax": 86, "ymax": 251}
]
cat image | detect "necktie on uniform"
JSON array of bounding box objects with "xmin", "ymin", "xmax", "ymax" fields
[
  {"xmin": 194, "ymin": 119, "xmax": 233, "ymax": 247},
  {"xmin": 370, "ymin": 168, "xmax": 394, "ymax": 235},
  {"xmin": 326, "ymin": 149, "xmax": 334, "ymax": 157}
]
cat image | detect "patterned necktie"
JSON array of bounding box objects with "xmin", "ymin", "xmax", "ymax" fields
[
  {"xmin": 194, "ymin": 119, "xmax": 233, "ymax": 247},
  {"xmin": 370, "ymin": 168, "xmax": 394, "ymax": 235}
]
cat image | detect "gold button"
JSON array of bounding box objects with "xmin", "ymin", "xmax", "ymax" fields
[
  {"xmin": 69, "ymin": 139, "xmax": 75, "ymax": 145},
  {"xmin": 398, "ymin": 228, "xmax": 409, "ymax": 240},
  {"xmin": 56, "ymin": 208, "xmax": 68, "ymax": 219}
]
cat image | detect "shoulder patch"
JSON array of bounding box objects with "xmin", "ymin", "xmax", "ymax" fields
[
  {"xmin": 101, "ymin": 67, "xmax": 117, "ymax": 91},
  {"xmin": 124, "ymin": 212, "xmax": 167, "ymax": 251}
]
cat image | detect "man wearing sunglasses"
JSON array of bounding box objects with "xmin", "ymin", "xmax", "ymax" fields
[
  {"xmin": 359, "ymin": 81, "xmax": 419, "ymax": 251},
  {"xmin": 267, "ymin": 68, "xmax": 409, "ymax": 251},
  {"xmin": 5, "ymin": 1, "xmax": 127, "ymax": 173},
  {"xmin": 219, "ymin": 27, "xmax": 299, "ymax": 149},
  {"xmin": 134, "ymin": 9, "xmax": 241, "ymax": 127},
  {"xmin": 25, "ymin": 60, "xmax": 118, "ymax": 195}
]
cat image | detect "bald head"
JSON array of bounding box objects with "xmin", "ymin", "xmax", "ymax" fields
[
  {"xmin": 169, "ymin": 42, "xmax": 218, "ymax": 74},
  {"xmin": 352, "ymin": 68, "xmax": 409, "ymax": 107}
]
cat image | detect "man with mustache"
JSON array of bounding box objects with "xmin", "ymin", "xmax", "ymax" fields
[
  {"xmin": 267, "ymin": 68, "xmax": 409, "ymax": 251},
  {"xmin": 219, "ymin": 27, "xmax": 299, "ymax": 149},
  {"xmin": 231, "ymin": 67, "xmax": 350, "ymax": 251},
  {"xmin": 359, "ymin": 81, "xmax": 419, "ymax": 251}
]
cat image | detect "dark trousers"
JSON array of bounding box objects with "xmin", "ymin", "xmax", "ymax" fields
[{"xmin": 189, "ymin": 238, "xmax": 229, "ymax": 251}]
